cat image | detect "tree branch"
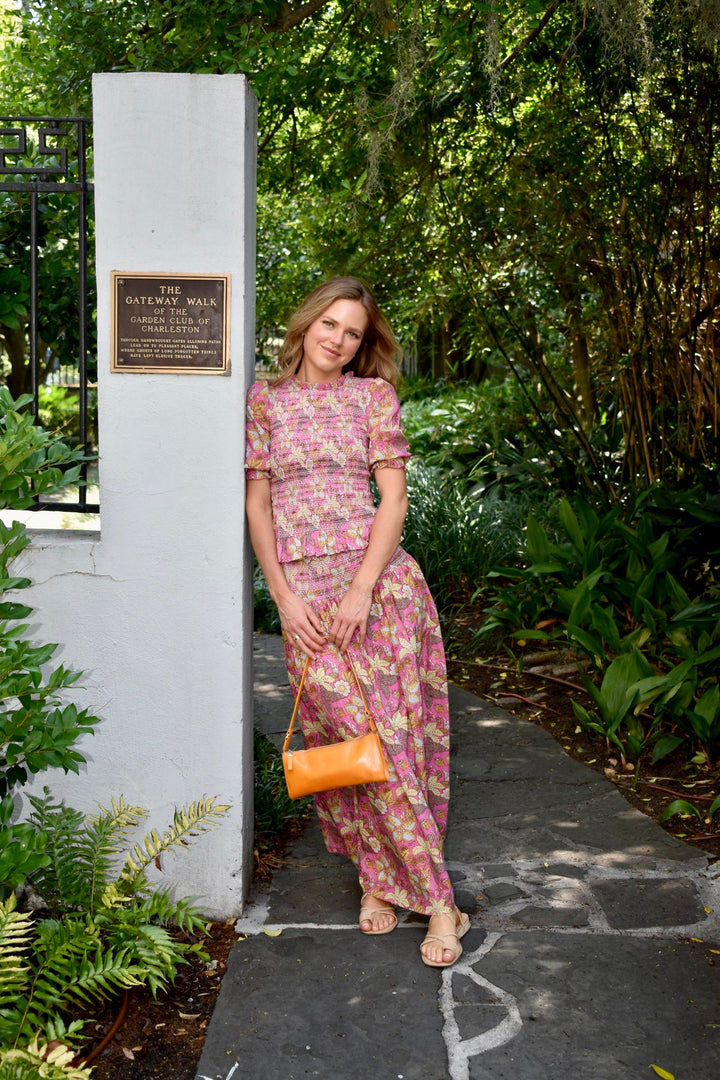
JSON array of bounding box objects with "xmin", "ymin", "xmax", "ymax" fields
[
  {"xmin": 499, "ymin": 0, "xmax": 563, "ymax": 72},
  {"xmin": 266, "ymin": 0, "xmax": 334, "ymax": 33}
]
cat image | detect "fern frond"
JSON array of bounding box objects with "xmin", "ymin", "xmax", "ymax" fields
[
  {"xmin": 27, "ymin": 793, "xmax": 89, "ymax": 915},
  {"xmin": 120, "ymin": 797, "xmax": 230, "ymax": 884},
  {"xmin": 0, "ymin": 1033, "xmax": 93, "ymax": 1079},
  {"xmin": 96, "ymin": 883, "xmax": 133, "ymax": 910},
  {"xmin": 94, "ymin": 886, "xmax": 206, "ymax": 936},
  {"xmin": 0, "ymin": 896, "xmax": 33, "ymax": 1004},
  {"xmin": 86, "ymin": 797, "xmax": 146, "ymax": 833},
  {"xmin": 118, "ymin": 924, "xmax": 179, "ymax": 997},
  {"xmin": 2, "ymin": 915, "xmax": 140, "ymax": 1045},
  {"xmin": 19, "ymin": 944, "xmax": 142, "ymax": 1038},
  {"xmin": 139, "ymin": 890, "xmax": 208, "ymax": 934},
  {"xmin": 28, "ymin": 793, "xmax": 147, "ymax": 917}
]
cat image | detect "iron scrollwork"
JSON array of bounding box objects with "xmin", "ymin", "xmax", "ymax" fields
[{"xmin": 0, "ymin": 118, "xmax": 87, "ymax": 184}]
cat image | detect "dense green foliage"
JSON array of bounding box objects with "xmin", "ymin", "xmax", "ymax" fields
[
  {"xmin": 0, "ymin": 794, "xmax": 227, "ymax": 1075},
  {"xmin": 253, "ymin": 728, "xmax": 311, "ymax": 853},
  {"xmin": 400, "ymin": 378, "xmax": 556, "ymax": 623},
  {"xmin": 477, "ymin": 493, "xmax": 720, "ymax": 763},
  {"xmin": 0, "ymin": 389, "xmax": 99, "ymax": 899},
  {"xmin": 2, "ymin": 1, "xmax": 719, "ymax": 497},
  {"xmin": 403, "ymin": 379, "xmax": 719, "ymax": 776},
  {"xmin": 38, "ymin": 386, "xmax": 98, "ymax": 449},
  {"xmin": 0, "ymin": 176, "xmax": 96, "ymax": 400}
]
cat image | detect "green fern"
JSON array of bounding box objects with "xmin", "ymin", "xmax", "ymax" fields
[
  {"xmin": 0, "ymin": 896, "xmax": 32, "ymax": 1007},
  {"xmin": 0, "ymin": 912, "xmax": 141, "ymax": 1048},
  {"xmin": 0, "ymin": 793, "xmax": 230, "ymax": 1059},
  {"xmin": 28, "ymin": 792, "xmax": 146, "ymax": 918},
  {"xmin": 119, "ymin": 796, "xmax": 230, "ymax": 889},
  {"xmin": 0, "ymin": 1033, "xmax": 93, "ymax": 1079}
]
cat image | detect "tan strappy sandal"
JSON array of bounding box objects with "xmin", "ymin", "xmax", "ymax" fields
[
  {"xmin": 359, "ymin": 893, "xmax": 398, "ymax": 936},
  {"xmin": 421, "ymin": 910, "xmax": 470, "ymax": 967}
]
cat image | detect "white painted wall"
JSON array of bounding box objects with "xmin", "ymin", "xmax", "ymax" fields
[{"xmin": 17, "ymin": 73, "xmax": 257, "ymax": 918}]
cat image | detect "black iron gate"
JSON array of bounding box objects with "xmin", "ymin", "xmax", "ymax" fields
[{"xmin": 0, "ymin": 115, "xmax": 97, "ymax": 513}]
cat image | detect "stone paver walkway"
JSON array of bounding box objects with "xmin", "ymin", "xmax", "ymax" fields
[{"xmin": 195, "ymin": 634, "xmax": 720, "ymax": 1080}]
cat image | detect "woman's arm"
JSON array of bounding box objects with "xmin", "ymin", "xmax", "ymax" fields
[
  {"xmin": 245, "ymin": 477, "xmax": 326, "ymax": 655},
  {"xmin": 328, "ymin": 466, "xmax": 409, "ymax": 651}
]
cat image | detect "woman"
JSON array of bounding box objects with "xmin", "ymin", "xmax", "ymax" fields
[{"xmin": 245, "ymin": 276, "xmax": 468, "ymax": 967}]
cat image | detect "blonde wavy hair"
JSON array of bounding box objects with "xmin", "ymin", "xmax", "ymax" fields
[{"xmin": 271, "ymin": 277, "xmax": 401, "ymax": 388}]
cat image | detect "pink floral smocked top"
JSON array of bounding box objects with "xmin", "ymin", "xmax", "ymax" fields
[{"xmin": 245, "ymin": 374, "xmax": 410, "ymax": 564}]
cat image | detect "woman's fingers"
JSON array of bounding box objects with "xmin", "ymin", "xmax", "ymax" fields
[
  {"xmin": 295, "ymin": 610, "xmax": 326, "ymax": 655},
  {"xmin": 329, "ymin": 587, "xmax": 371, "ymax": 651},
  {"xmin": 291, "ymin": 623, "xmax": 326, "ymax": 655},
  {"xmin": 328, "ymin": 612, "xmax": 368, "ymax": 652},
  {"xmin": 278, "ymin": 594, "xmax": 326, "ymax": 655}
]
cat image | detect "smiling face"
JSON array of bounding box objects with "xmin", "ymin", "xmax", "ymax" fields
[{"xmin": 297, "ymin": 298, "xmax": 369, "ymax": 384}]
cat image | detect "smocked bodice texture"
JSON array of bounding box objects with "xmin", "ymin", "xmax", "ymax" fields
[{"xmin": 244, "ymin": 374, "xmax": 410, "ymax": 564}]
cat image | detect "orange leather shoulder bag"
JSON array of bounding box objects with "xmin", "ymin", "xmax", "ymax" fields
[{"xmin": 282, "ymin": 652, "xmax": 389, "ymax": 800}]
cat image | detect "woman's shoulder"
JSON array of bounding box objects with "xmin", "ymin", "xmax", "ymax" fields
[
  {"xmin": 355, "ymin": 375, "xmax": 398, "ymax": 400},
  {"xmin": 247, "ymin": 378, "xmax": 270, "ymax": 400},
  {"xmin": 357, "ymin": 376, "xmax": 400, "ymax": 411},
  {"xmin": 247, "ymin": 379, "xmax": 278, "ymax": 413}
]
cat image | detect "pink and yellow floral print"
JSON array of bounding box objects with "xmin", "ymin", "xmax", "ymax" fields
[
  {"xmin": 283, "ymin": 547, "xmax": 454, "ymax": 916},
  {"xmin": 245, "ymin": 373, "xmax": 454, "ymax": 916},
  {"xmin": 245, "ymin": 375, "xmax": 410, "ymax": 564}
]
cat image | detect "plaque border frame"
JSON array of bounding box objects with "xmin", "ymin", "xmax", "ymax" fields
[{"xmin": 110, "ymin": 271, "xmax": 231, "ymax": 375}]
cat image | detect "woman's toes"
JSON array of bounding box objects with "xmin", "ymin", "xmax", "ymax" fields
[
  {"xmin": 359, "ymin": 895, "xmax": 397, "ymax": 935},
  {"xmin": 362, "ymin": 909, "xmax": 393, "ymax": 932}
]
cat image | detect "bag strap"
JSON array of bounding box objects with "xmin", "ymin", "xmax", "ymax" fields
[{"xmin": 282, "ymin": 650, "xmax": 378, "ymax": 754}]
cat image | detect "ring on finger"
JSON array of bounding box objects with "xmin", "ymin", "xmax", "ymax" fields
[{"xmin": 293, "ymin": 633, "xmax": 300, "ymax": 641}]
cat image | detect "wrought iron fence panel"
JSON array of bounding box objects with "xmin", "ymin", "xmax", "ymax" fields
[{"xmin": 0, "ymin": 116, "xmax": 97, "ymax": 513}]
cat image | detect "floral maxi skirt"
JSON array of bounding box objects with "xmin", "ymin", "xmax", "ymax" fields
[{"xmin": 282, "ymin": 546, "xmax": 455, "ymax": 917}]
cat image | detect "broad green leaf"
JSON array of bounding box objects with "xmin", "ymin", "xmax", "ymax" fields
[
  {"xmin": 659, "ymin": 800, "xmax": 702, "ymax": 823},
  {"xmin": 693, "ymin": 684, "xmax": 720, "ymax": 724},
  {"xmin": 558, "ymin": 498, "xmax": 584, "ymax": 551},
  {"xmin": 651, "ymin": 736, "xmax": 684, "ymax": 763},
  {"xmin": 525, "ymin": 515, "xmax": 552, "ymax": 565}
]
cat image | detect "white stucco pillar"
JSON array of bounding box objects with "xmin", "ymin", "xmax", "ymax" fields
[{"xmin": 20, "ymin": 73, "xmax": 257, "ymax": 918}]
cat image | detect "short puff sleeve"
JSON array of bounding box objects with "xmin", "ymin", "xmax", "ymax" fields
[
  {"xmin": 245, "ymin": 381, "xmax": 271, "ymax": 479},
  {"xmin": 367, "ymin": 379, "xmax": 411, "ymax": 472}
]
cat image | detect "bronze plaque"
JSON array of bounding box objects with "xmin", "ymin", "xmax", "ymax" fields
[{"xmin": 111, "ymin": 272, "xmax": 231, "ymax": 374}]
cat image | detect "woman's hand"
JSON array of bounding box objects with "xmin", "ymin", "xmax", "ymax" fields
[
  {"xmin": 277, "ymin": 590, "xmax": 326, "ymax": 657},
  {"xmin": 328, "ymin": 581, "xmax": 373, "ymax": 652}
]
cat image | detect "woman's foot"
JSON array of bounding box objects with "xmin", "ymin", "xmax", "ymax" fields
[
  {"xmin": 420, "ymin": 908, "xmax": 470, "ymax": 967},
  {"xmin": 359, "ymin": 893, "xmax": 397, "ymax": 935}
]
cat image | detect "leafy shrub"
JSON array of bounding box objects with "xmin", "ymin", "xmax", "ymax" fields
[
  {"xmin": 254, "ymin": 729, "xmax": 310, "ymax": 853},
  {"xmin": 400, "ymin": 379, "xmax": 529, "ymax": 483},
  {"xmin": 399, "ymin": 375, "xmax": 611, "ymax": 504},
  {"xmin": 402, "ymin": 459, "xmax": 553, "ymax": 635},
  {"xmin": 0, "ymin": 794, "xmax": 228, "ymax": 1069},
  {"xmin": 477, "ymin": 495, "xmax": 720, "ymax": 763},
  {"xmin": 0, "ymin": 390, "xmax": 100, "ymax": 900},
  {"xmin": 37, "ymin": 385, "xmax": 98, "ymax": 450},
  {"xmin": 0, "ymin": 388, "xmax": 87, "ymax": 509}
]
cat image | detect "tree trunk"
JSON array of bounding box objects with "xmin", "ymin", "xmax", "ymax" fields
[
  {"xmin": 556, "ymin": 278, "xmax": 596, "ymax": 431},
  {"xmin": 1, "ymin": 323, "xmax": 31, "ymax": 399}
]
